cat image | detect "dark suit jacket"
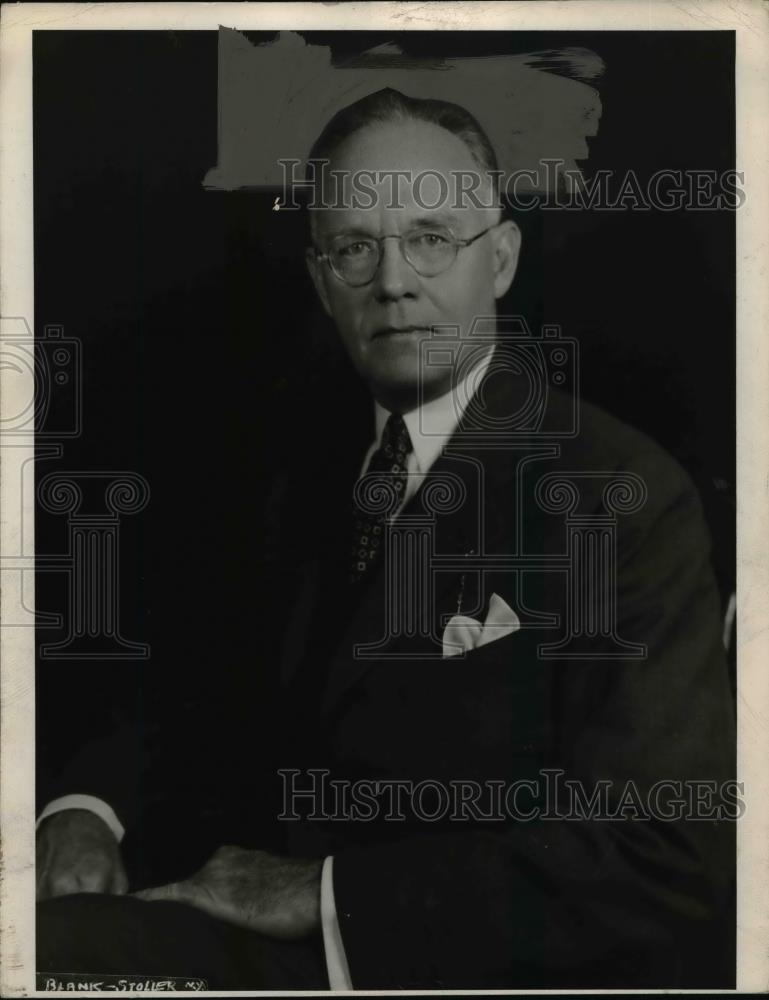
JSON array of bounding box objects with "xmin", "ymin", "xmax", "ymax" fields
[
  {"xmin": 42, "ymin": 356, "xmax": 735, "ymax": 990},
  {"xmin": 273, "ymin": 357, "xmax": 735, "ymax": 989}
]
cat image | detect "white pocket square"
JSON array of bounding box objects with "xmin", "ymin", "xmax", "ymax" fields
[{"xmin": 442, "ymin": 592, "xmax": 521, "ymax": 658}]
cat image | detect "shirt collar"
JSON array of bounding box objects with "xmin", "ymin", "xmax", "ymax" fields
[{"xmin": 373, "ymin": 347, "xmax": 494, "ymax": 475}]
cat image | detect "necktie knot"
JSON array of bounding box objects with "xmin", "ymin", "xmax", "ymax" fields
[{"xmin": 374, "ymin": 413, "xmax": 411, "ymax": 472}]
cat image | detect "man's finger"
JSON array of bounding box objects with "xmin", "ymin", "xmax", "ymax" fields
[
  {"xmin": 111, "ymin": 868, "xmax": 130, "ymax": 895},
  {"xmin": 133, "ymin": 881, "xmax": 188, "ymax": 903},
  {"xmin": 74, "ymin": 868, "xmax": 113, "ymax": 894},
  {"xmin": 45, "ymin": 873, "xmax": 85, "ymax": 899}
]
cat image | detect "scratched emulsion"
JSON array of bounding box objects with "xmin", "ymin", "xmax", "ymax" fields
[{"xmin": 203, "ymin": 28, "xmax": 603, "ymax": 192}]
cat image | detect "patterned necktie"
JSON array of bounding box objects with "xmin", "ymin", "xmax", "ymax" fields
[{"xmin": 349, "ymin": 413, "xmax": 413, "ymax": 586}]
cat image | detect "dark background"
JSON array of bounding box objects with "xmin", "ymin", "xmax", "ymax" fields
[{"xmin": 34, "ymin": 31, "xmax": 735, "ymax": 835}]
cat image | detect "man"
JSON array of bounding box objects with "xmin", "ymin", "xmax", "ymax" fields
[{"xmin": 37, "ymin": 89, "xmax": 735, "ymax": 989}]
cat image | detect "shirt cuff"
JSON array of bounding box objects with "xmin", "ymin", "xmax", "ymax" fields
[
  {"xmin": 36, "ymin": 795, "xmax": 125, "ymax": 843},
  {"xmin": 320, "ymin": 855, "xmax": 353, "ymax": 990}
]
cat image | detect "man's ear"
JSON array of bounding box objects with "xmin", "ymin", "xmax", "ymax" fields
[
  {"xmin": 491, "ymin": 219, "xmax": 522, "ymax": 299},
  {"xmin": 305, "ymin": 248, "xmax": 332, "ymax": 318}
]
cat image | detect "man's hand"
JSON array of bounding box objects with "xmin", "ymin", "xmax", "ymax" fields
[
  {"xmin": 36, "ymin": 809, "xmax": 128, "ymax": 900},
  {"xmin": 134, "ymin": 846, "xmax": 322, "ymax": 940}
]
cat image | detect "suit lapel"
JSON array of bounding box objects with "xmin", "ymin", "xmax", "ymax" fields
[
  {"xmin": 279, "ymin": 399, "xmax": 372, "ymax": 690},
  {"xmin": 318, "ymin": 452, "xmax": 472, "ymax": 714},
  {"xmin": 320, "ymin": 365, "xmax": 533, "ymax": 714}
]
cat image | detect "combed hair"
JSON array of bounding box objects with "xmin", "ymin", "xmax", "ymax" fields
[{"xmin": 306, "ymin": 87, "xmax": 499, "ymax": 186}]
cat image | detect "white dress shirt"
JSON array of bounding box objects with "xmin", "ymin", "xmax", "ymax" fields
[
  {"xmin": 360, "ymin": 347, "xmax": 494, "ymax": 508},
  {"xmin": 37, "ymin": 347, "xmax": 495, "ymax": 991}
]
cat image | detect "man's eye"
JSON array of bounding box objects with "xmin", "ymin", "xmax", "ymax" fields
[
  {"xmin": 412, "ymin": 231, "xmax": 451, "ymax": 248},
  {"xmin": 337, "ymin": 240, "xmax": 375, "ymax": 258}
]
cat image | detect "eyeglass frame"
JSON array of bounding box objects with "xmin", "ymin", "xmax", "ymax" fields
[{"xmin": 310, "ymin": 222, "xmax": 500, "ymax": 287}]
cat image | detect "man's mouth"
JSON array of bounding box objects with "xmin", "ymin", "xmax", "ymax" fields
[{"xmin": 374, "ymin": 325, "xmax": 430, "ymax": 337}]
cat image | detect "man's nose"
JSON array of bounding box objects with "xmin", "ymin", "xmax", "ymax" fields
[{"xmin": 372, "ymin": 238, "xmax": 420, "ymax": 300}]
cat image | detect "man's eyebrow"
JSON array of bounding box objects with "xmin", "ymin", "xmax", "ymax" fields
[
  {"xmin": 323, "ymin": 212, "xmax": 464, "ymax": 240},
  {"xmin": 409, "ymin": 212, "xmax": 461, "ymax": 229},
  {"xmin": 321, "ymin": 223, "xmax": 377, "ymax": 242}
]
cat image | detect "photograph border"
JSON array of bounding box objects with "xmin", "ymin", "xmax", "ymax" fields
[{"xmin": 1, "ymin": 2, "xmax": 767, "ymax": 995}]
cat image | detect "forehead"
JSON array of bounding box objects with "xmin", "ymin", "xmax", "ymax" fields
[
  {"xmin": 332, "ymin": 118, "xmax": 479, "ymax": 176},
  {"xmin": 312, "ymin": 118, "xmax": 492, "ymax": 238}
]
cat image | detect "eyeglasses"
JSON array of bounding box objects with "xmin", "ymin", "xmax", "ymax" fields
[{"xmin": 313, "ymin": 224, "xmax": 497, "ymax": 287}]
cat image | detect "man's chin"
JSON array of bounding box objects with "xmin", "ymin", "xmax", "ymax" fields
[
  {"xmin": 355, "ymin": 334, "xmax": 452, "ymax": 406},
  {"xmin": 367, "ymin": 370, "xmax": 453, "ymax": 410}
]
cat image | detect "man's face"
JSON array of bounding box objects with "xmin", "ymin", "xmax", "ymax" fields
[{"xmin": 307, "ymin": 119, "xmax": 521, "ymax": 410}]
